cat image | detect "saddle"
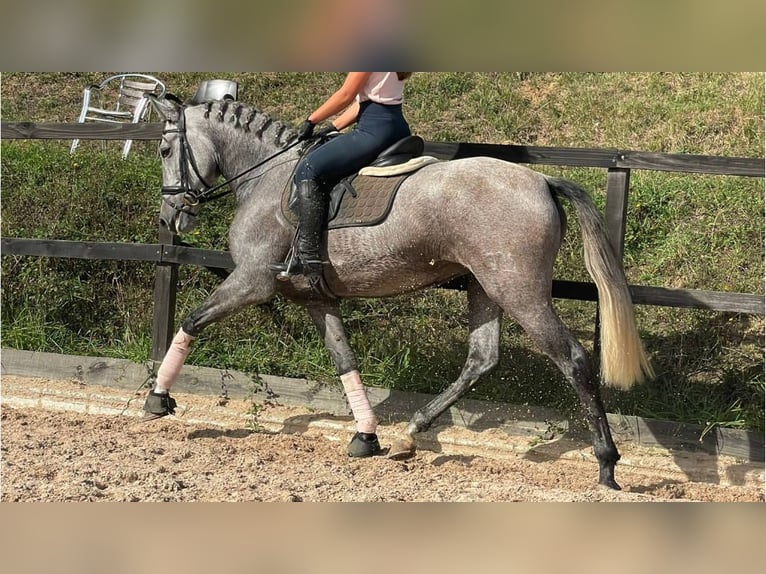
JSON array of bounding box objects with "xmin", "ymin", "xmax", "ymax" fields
[{"xmin": 281, "ymin": 135, "xmax": 439, "ymax": 230}]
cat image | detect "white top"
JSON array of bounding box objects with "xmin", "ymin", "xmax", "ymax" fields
[{"xmin": 357, "ymin": 72, "xmax": 405, "ymax": 105}]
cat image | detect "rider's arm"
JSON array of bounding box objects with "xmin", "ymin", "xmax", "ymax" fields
[
  {"xmin": 307, "ymin": 72, "xmax": 370, "ymax": 125},
  {"xmin": 331, "ymin": 100, "xmax": 360, "ymax": 131}
]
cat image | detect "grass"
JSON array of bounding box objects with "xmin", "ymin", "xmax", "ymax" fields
[{"xmin": 1, "ymin": 72, "xmax": 764, "ymax": 432}]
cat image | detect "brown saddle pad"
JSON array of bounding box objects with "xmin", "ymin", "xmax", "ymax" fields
[{"xmin": 280, "ymin": 173, "xmax": 410, "ymax": 230}]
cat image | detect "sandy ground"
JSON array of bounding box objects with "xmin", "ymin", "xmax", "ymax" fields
[{"xmin": 1, "ymin": 376, "xmax": 763, "ymax": 502}]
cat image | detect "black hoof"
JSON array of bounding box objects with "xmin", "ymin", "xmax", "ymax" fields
[
  {"xmin": 598, "ymin": 462, "xmax": 621, "ymax": 490},
  {"xmin": 599, "ymin": 478, "xmax": 622, "ymax": 491},
  {"xmin": 142, "ymin": 390, "xmax": 177, "ymax": 421},
  {"xmin": 348, "ymin": 432, "xmax": 382, "ymax": 458}
]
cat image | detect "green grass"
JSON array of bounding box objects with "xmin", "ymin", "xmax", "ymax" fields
[{"xmin": 1, "ymin": 73, "xmax": 763, "ymax": 432}]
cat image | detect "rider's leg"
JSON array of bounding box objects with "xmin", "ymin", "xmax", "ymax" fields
[{"xmin": 268, "ymin": 178, "xmax": 327, "ymax": 279}]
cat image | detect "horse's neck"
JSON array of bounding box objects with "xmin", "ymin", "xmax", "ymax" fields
[
  {"xmin": 208, "ymin": 109, "xmax": 298, "ymax": 206},
  {"xmin": 232, "ymin": 149, "xmax": 299, "ymax": 207}
]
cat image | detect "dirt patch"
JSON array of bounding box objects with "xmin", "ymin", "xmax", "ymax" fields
[{"xmin": 1, "ymin": 376, "xmax": 763, "ymax": 502}]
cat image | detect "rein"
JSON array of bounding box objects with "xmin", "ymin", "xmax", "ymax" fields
[{"xmin": 161, "ymin": 106, "xmax": 302, "ymax": 211}]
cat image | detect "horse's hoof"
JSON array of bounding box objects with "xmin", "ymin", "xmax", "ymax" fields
[
  {"xmin": 598, "ymin": 464, "xmax": 621, "ymax": 490},
  {"xmin": 348, "ymin": 432, "xmax": 382, "ymax": 458},
  {"xmin": 387, "ymin": 437, "xmax": 416, "ymax": 460},
  {"xmin": 598, "ymin": 478, "xmax": 622, "ymax": 491},
  {"xmin": 137, "ymin": 391, "xmax": 178, "ymax": 424}
]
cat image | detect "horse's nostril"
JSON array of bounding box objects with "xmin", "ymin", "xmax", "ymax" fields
[{"xmin": 159, "ymin": 219, "xmax": 168, "ymax": 228}]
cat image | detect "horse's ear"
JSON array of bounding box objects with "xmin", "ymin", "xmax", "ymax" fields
[{"xmin": 147, "ymin": 93, "xmax": 182, "ymax": 122}]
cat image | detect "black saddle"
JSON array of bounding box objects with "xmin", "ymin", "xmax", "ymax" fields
[{"xmin": 368, "ymin": 135, "xmax": 425, "ymax": 168}]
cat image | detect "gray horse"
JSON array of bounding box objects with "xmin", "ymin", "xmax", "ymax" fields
[{"xmin": 148, "ymin": 95, "xmax": 654, "ymax": 490}]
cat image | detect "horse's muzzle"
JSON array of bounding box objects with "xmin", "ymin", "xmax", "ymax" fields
[
  {"xmin": 159, "ymin": 214, "xmax": 177, "ymax": 234},
  {"xmin": 159, "ymin": 198, "xmax": 198, "ymax": 235}
]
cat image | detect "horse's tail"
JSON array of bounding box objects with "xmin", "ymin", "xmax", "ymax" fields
[{"xmin": 545, "ymin": 176, "xmax": 654, "ymax": 389}]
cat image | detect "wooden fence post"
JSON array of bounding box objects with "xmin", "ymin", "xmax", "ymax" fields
[
  {"xmin": 604, "ymin": 167, "xmax": 631, "ymax": 258},
  {"xmin": 151, "ymin": 225, "xmax": 179, "ymax": 362}
]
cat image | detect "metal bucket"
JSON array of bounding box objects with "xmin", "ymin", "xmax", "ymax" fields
[{"xmin": 191, "ymin": 79, "xmax": 239, "ymax": 103}]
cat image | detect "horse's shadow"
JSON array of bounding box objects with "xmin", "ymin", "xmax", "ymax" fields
[
  {"xmin": 277, "ymin": 412, "xmax": 353, "ymax": 434},
  {"xmin": 431, "ymin": 454, "xmax": 478, "ymax": 466},
  {"xmin": 276, "ymin": 410, "xmax": 487, "ymax": 462},
  {"xmin": 187, "ymin": 427, "xmax": 273, "ymax": 440}
]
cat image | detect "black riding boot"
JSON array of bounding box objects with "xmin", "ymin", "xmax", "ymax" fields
[{"xmin": 269, "ymin": 179, "xmax": 326, "ymax": 279}]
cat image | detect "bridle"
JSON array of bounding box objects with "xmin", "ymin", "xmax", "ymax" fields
[{"xmin": 160, "ymin": 102, "xmax": 302, "ymax": 216}]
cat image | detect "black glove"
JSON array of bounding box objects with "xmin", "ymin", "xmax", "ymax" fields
[
  {"xmin": 314, "ymin": 123, "xmax": 338, "ymax": 138},
  {"xmin": 296, "ymin": 119, "xmax": 315, "ymax": 141}
]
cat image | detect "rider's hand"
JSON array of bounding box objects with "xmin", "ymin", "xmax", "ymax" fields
[
  {"xmin": 314, "ymin": 122, "xmax": 338, "ymax": 138},
  {"xmin": 296, "ymin": 119, "xmax": 315, "ymax": 141}
]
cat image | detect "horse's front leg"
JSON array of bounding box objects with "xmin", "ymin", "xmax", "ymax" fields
[
  {"xmin": 306, "ymin": 302, "xmax": 382, "ymax": 457},
  {"xmin": 142, "ymin": 268, "xmax": 275, "ymax": 420}
]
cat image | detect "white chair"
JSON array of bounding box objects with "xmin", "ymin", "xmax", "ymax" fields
[{"xmin": 70, "ymin": 73, "xmax": 166, "ymax": 159}]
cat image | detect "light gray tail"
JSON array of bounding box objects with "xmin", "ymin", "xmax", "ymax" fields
[{"xmin": 545, "ymin": 176, "xmax": 654, "ymax": 388}]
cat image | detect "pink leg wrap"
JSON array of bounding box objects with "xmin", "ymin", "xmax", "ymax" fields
[
  {"xmin": 341, "ymin": 370, "xmax": 377, "ymax": 434},
  {"xmin": 155, "ymin": 329, "xmax": 195, "ymax": 391}
]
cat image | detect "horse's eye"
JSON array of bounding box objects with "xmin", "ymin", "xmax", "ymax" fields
[{"xmin": 160, "ymin": 146, "xmax": 171, "ymax": 159}]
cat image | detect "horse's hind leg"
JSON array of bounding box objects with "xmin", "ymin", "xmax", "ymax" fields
[
  {"xmin": 507, "ymin": 297, "xmax": 621, "ymax": 490},
  {"xmin": 393, "ymin": 278, "xmax": 502, "ymax": 456},
  {"xmin": 306, "ymin": 301, "xmax": 381, "ymax": 457}
]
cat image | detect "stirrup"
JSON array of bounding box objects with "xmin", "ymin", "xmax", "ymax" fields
[
  {"xmin": 268, "ymin": 260, "xmax": 301, "ymax": 280},
  {"xmin": 269, "ymin": 259, "xmax": 323, "ymax": 281}
]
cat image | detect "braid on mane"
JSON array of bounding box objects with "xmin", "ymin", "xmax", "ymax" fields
[
  {"xmin": 243, "ymin": 109, "xmax": 257, "ymax": 132},
  {"xmin": 217, "ymin": 99, "xmax": 231, "ymax": 120},
  {"xmin": 231, "ymin": 104, "xmax": 244, "ymax": 125},
  {"xmin": 204, "ymin": 101, "xmax": 297, "ymax": 146}
]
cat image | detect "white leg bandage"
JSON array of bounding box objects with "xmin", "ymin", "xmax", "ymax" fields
[
  {"xmin": 155, "ymin": 329, "xmax": 196, "ymax": 391},
  {"xmin": 341, "ymin": 370, "xmax": 377, "ymax": 434}
]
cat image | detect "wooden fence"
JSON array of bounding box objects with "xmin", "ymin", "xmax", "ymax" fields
[{"xmin": 2, "ymin": 122, "xmax": 764, "ymax": 362}]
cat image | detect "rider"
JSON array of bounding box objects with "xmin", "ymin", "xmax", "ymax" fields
[{"xmin": 269, "ymin": 72, "xmax": 413, "ymax": 280}]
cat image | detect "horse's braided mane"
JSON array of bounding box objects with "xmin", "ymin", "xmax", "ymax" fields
[{"xmin": 202, "ymin": 99, "xmax": 297, "ymax": 148}]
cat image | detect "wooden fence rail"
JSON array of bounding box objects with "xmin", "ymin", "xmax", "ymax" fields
[
  {"xmin": 2, "ymin": 122, "xmax": 764, "ymax": 362},
  {"xmin": 4, "ymin": 122, "xmax": 764, "ymax": 176},
  {"xmin": 2, "ymin": 237, "xmax": 763, "ymax": 315}
]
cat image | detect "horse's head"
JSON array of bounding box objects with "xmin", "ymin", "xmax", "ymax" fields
[{"xmin": 148, "ymin": 94, "xmax": 220, "ymax": 235}]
